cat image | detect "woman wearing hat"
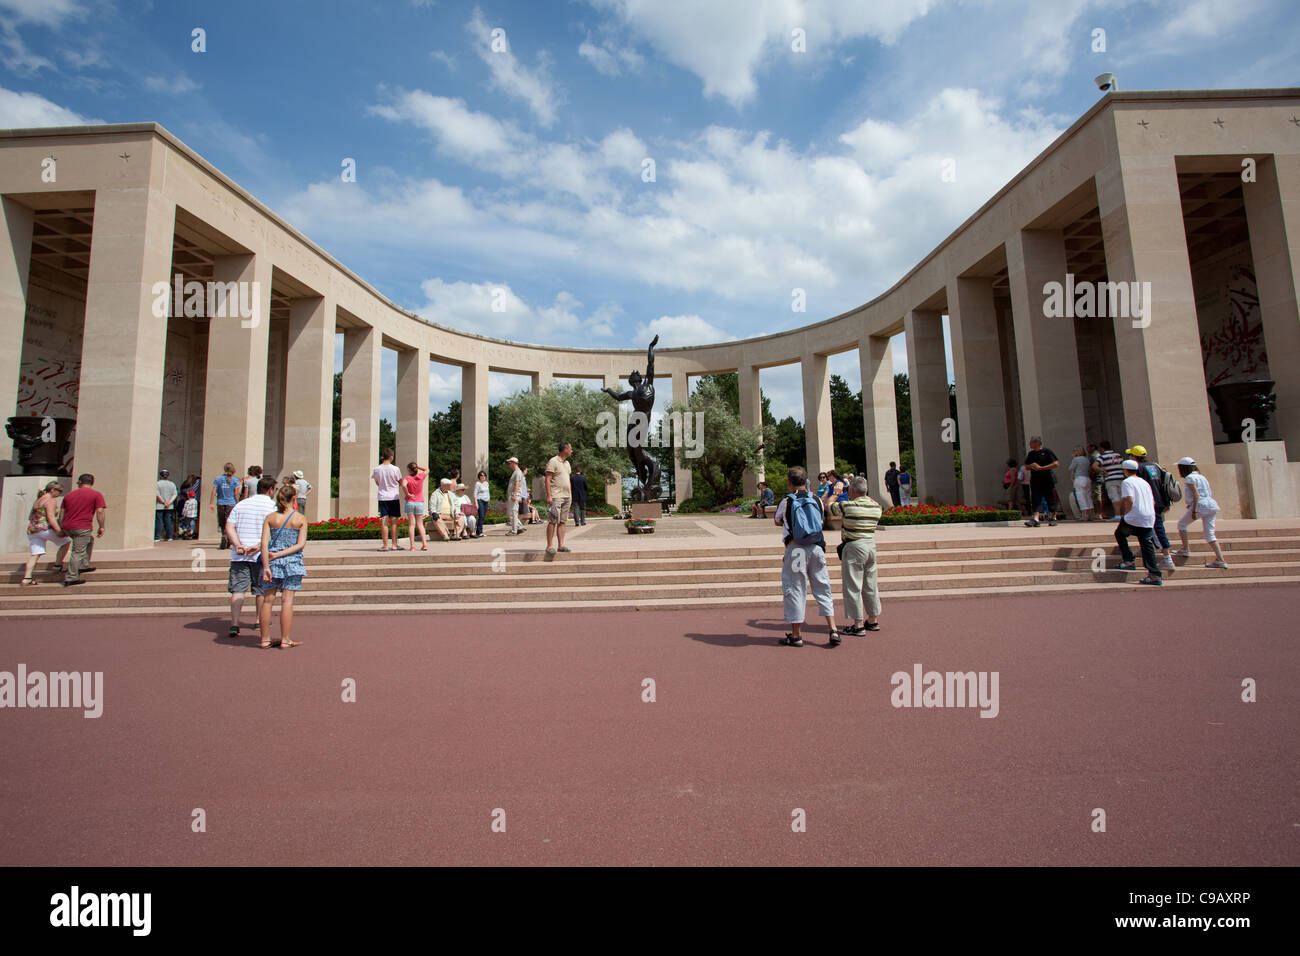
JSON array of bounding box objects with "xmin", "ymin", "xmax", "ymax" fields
[
  {"xmin": 292, "ymin": 470, "xmax": 312, "ymax": 513},
  {"xmin": 1172, "ymin": 457, "xmax": 1227, "ymax": 568}
]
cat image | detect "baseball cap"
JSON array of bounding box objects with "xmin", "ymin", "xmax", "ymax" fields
[
  {"xmin": 159, "ymin": 469, "xmax": 169, "ymax": 477},
  {"xmin": 506, "ymin": 456, "xmax": 519, "ymax": 464},
  {"xmin": 1124, "ymin": 445, "xmax": 1147, "ymax": 458},
  {"xmin": 440, "ymin": 477, "xmax": 453, "ymax": 485},
  {"xmin": 1175, "ymin": 456, "xmax": 1196, "ymax": 466},
  {"xmin": 1121, "ymin": 459, "xmax": 1140, "ymax": 471}
]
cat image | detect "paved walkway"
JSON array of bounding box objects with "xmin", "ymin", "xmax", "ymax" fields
[{"xmin": 1, "ymin": 587, "xmax": 1295, "ymax": 865}]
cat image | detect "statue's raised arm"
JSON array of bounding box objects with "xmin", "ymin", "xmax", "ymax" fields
[
  {"xmin": 645, "ymin": 334, "xmax": 658, "ymax": 385},
  {"xmin": 602, "ymin": 386, "xmax": 632, "ymax": 401}
]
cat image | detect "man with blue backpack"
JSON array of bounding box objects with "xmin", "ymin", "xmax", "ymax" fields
[{"xmin": 773, "ymin": 466, "xmax": 839, "ymax": 647}]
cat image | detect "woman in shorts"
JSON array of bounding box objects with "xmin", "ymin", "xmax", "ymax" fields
[
  {"xmin": 1172, "ymin": 456, "xmax": 1226, "ymax": 569},
  {"xmin": 22, "ymin": 481, "xmax": 70, "ymax": 585},
  {"xmin": 402, "ymin": 462, "xmax": 429, "ymax": 551},
  {"xmin": 258, "ymin": 485, "xmax": 307, "ymax": 648}
]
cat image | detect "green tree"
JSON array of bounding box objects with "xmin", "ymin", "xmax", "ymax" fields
[
  {"xmin": 493, "ymin": 382, "xmax": 628, "ymax": 486},
  {"xmin": 669, "ymin": 376, "xmax": 762, "ymax": 505},
  {"xmin": 830, "ymin": 374, "xmax": 865, "ymax": 472},
  {"xmin": 766, "ymin": 416, "xmax": 805, "ymax": 467},
  {"xmin": 428, "ymin": 400, "xmax": 462, "ymax": 477},
  {"xmin": 895, "ymin": 373, "xmax": 913, "ymax": 453}
]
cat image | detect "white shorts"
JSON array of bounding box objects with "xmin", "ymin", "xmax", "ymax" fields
[
  {"xmin": 28, "ymin": 529, "xmax": 71, "ymax": 555},
  {"xmin": 1177, "ymin": 506, "xmax": 1218, "ymax": 542},
  {"xmin": 1105, "ymin": 481, "xmax": 1124, "ymax": 503}
]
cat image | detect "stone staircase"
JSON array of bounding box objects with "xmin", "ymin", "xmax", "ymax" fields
[{"xmin": 2, "ymin": 525, "xmax": 1297, "ymax": 618}]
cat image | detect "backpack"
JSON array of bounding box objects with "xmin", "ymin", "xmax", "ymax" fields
[
  {"xmin": 1139, "ymin": 463, "xmax": 1169, "ymax": 510},
  {"xmin": 1162, "ymin": 468, "xmax": 1182, "ymax": 503},
  {"xmin": 785, "ymin": 493, "xmax": 824, "ymax": 546}
]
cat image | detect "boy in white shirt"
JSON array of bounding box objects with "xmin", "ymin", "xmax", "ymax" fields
[{"xmin": 1113, "ymin": 459, "xmax": 1161, "ymax": 585}]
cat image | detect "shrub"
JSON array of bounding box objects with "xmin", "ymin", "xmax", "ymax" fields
[{"xmin": 878, "ymin": 505, "xmax": 1020, "ymax": 526}]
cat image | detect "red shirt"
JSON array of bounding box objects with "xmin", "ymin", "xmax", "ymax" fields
[
  {"xmin": 61, "ymin": 487, "xmax": 106, "ymax": 530},
  {"xmin": 401, "ymin": 474, "xmax": 426, "ymax": 500}
]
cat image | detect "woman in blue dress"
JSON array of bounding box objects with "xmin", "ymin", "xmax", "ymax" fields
[{"xmin": 258, "ymin": 485, "xmax": 308, "ymax": 648}]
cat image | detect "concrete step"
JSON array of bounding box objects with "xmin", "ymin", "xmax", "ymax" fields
[
  {"xmin": 0, "ymin": 560, "xmax": 1288, "ymax": 610},
  {"xmin": 2, "ymin": 574, "xmax": 1295, "ymax": 618}
]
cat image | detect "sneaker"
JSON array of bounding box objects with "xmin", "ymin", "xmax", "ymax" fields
[
  {"xmin": 1161, "ymin": 556, "xmax": 1175, "ymax": 570},
  {"xmin": 1114, "ymin": 562, "xmax": 1136, "ymax": 571},
  {"xmin": 1048, "ymin": 519, "xmax": 1058, "ymax": 526},
  {"xmin": 62, "ymin": 579, "xmax": 85, "ymax": 588},
  {"xmin": 557, "ymin": 546, "xmax": 571, "ymax": 552},
  {"xmin": 1206, "ymin": 560, "xmax": 1228, "ymax": 569},
  {"xmin": 1024, "ymin": 519, "xmax": 1040, "ymax": 528},
  {"xmin": 1138, "ymin": 576, "xmax": 1163, "ymax": 586},
  {"xmin": 546, "ymin": 547, "xmax": 557, "ymax": 555}
]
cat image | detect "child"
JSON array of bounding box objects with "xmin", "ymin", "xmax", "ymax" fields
[
  {"xmin": 1172, "ymin": 457, "xmax": 1226, "ymax": 568},
  {"xmin": 1002, "ymin": 458, "xmax": 1018, "ymax": 511},
  {"xmin": 898, "ymin": 469, "xmax": 912, "ymax": 507},
  {"xmin": 181, "ymin": 490, "xmax": 198, "ymax": 538},
  {"xmin": 259, "ymin": 485, "xmax": 307, "ymax": 649},
  {"xmin": 402, "ymin": 462, "xmax": 430, "ymax": 551}
]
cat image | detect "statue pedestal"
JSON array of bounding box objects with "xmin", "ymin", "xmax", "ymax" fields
[
  {"xmin": 1, "ymin": 474, "xmax": 60, "ymax": 554},
  {"xmin": 628, "ymin": 502, "xmax": 660, "ymax": 522},
  {"xmin": 1214, "ymin": 440, "xmax": 1296, "ymax": 518}
]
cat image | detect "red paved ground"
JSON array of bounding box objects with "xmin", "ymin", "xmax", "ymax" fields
[{"xmin": 1, "ymin": 586, "xmax": 1297, "ymax": 866}]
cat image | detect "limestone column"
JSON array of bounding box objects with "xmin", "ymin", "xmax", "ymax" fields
[
  {"xmin": 77, "ymin": 186, "xmax": 176, "ymax": 550},
  {"xmin": 859, "ymin": 334, "xmax": 900, "ymax": 494},
  {"xmin": 199, "ymin": 251, "xmax": 272, "ymax": 541},
  {"xmin": 1241, "ymin": 154, "xmax": 1300, "ymax": 453},
  {"xmin": 904, "ymin": 309, "xmax": 957, "ymax": 504},
  {"xmin": 738, "ymin": 363, "xmax": 762, "ymax": 495},
  {"xmin": 801, "ymin": 352, "xmax": 833, "ymax": 475},
  {"xmin": 603, "ymin": 372, "xmax": 623, "ymax": 508},
  {"xmin": 670, "ymin": 370, "xmax": 693, "ymax": 503},
  {"xmin": 461, "ymin": 360, "xmax": 489, "ymax": 479},
  {"xmin": 282, "ymin": 295, "xmax": 335, "ymax": 523},
  {"xmin": 948, "ymin": 276, "xmax": 1010, "ymax": 506},
  {"xmin": 1005, "ymin": 229, "xmax": 1088, "ymax": 449},
  {"xmin": 0, "ymin": 197, "xmax": 34, "ymax": 473},
  {"xmin": 530, "ymin": 369, "xmax": 552, "ymax": 392},
  {"xmin": 1096, "ymin": 152, "xmax": 1215, "ymax": 464},
  {"xmin": 338, "ymin": 325, "xmax": 381, "ymax": 518},
  {"xmin": 396, "ymin": 346, "xmax": 430, "ymax": 470}
]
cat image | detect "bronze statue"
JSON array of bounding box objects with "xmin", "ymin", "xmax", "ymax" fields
[{"xmin": 603, "ymin": 335, "xmax": 662, "ymax": 502}]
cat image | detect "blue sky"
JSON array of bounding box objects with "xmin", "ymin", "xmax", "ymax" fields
[{"xmin": 4, "ymin": 0, "xmax": 1298, "ymax": 422}]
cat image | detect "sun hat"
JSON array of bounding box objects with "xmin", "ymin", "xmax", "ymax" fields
[{"xmin": 292, "ymin": 470, "xmax": 304, "ymax": 479}]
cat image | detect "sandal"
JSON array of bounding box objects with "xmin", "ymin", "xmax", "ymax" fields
[
  {"xmin": 1172, "ymin": 548, "xmax": 1191, "ymax": 557},
  {"xmin": 258, "ymin": 640, "xmax": 275, "ymax": 648},
  {"xmin": 279, "ymin": 639, "xmax": 302, "ymax": 648},
  {"xmin": 828, "ymin": 630, "xmax": 842, "ymax": 646},
  {"xmin": 778, "ymin": 634, "xmax": 803, "ymax": 647},
  {"xmin": 864, "ymin": 621, "xmax": 881, "ymax": 631}
]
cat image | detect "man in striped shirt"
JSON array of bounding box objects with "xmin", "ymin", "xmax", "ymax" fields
[
  {"xmin": 1096, "ymin": 440, "xmax": 1126, "ymax": 519},
  {"xmin": 829, "ymin": 476, "xmax": 885, "ymax": 635}
]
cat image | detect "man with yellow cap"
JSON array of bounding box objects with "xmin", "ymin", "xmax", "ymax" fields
[{"xmin": 1125, "ymin": 444, "xmax": 1176, "ymax": 571}]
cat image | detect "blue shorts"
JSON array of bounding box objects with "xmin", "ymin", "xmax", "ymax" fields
[
  {"xmin": 378, "ymin": 499, "xmax": 401, "ymax": 518},
  {"xmin": 268, "ymin": 574, "xmax": 303, "ymax": 592}
]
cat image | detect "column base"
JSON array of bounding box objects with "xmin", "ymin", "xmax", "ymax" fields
[{"xmin": 1213, "ymin": 440, "xmax": 1298, "ymax": 518}]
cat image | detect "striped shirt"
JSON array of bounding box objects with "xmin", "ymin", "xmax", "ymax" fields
[
  {"xmin": 226, "ymin": 493, "xmax": 277, "ymax": 562},
  {"xmin": 1097, "ymin": 451, "xmax": 1125, "ymax": 483},
  {"xmin": 829, "ymin": 496, "xmax": 883, "ymax": 541}
]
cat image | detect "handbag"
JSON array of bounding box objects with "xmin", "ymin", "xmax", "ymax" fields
[{"xmin": 460, "ymin": 502, "xmax": 477, "ymax": 517}]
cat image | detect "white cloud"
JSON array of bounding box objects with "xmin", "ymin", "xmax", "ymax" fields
[
  {"xmin": 143, "ymin": 73, "xmax": 199, "ymax": 95},
  {"xmin": 413, "ymin": 279, "xmax": 616, "ymax": 344},
  {"xmin": 0, "ymin": 86, "xmax": 98, "ymax": 126},
  {"xmin": 369, "ymin": 89, "xmax": 516, "ymax": 158},
  {"xmin": 429, "ymin": 49, "xmax": 457, "ymax": 71},
  {"xmin": 0, "ymin": 0, "xmax": 85, "ymax": 27},
  {"xmin": 635, "ymin": 314, "xmax": 732, "ymax": 344},
  {"xmin": 584, "ymin": 0, "xmax": 935, "ymax": 107},
  {"xmin": 578, "ymin": 37, "xmax": 644, "ymax": 76},
  {"xmin": 466, "ymin": 6, "xmax": 561, "ymax": 126}
]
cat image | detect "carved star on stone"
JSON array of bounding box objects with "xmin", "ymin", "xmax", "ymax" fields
[
  {"xmin": 1137, "ymin": 119, "xmax": 1149, "ymax": 129},
  {"xmin": 1213, "ymin": 118, "xmax": 1225, "ymax": 128},
  {"xmin": 1291, "ymin": 116, "xmax": 1300, "ymax": 127},
  {"xmin": 119, "ymin": 152, "xmax": 131, "ymax": 161}
]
